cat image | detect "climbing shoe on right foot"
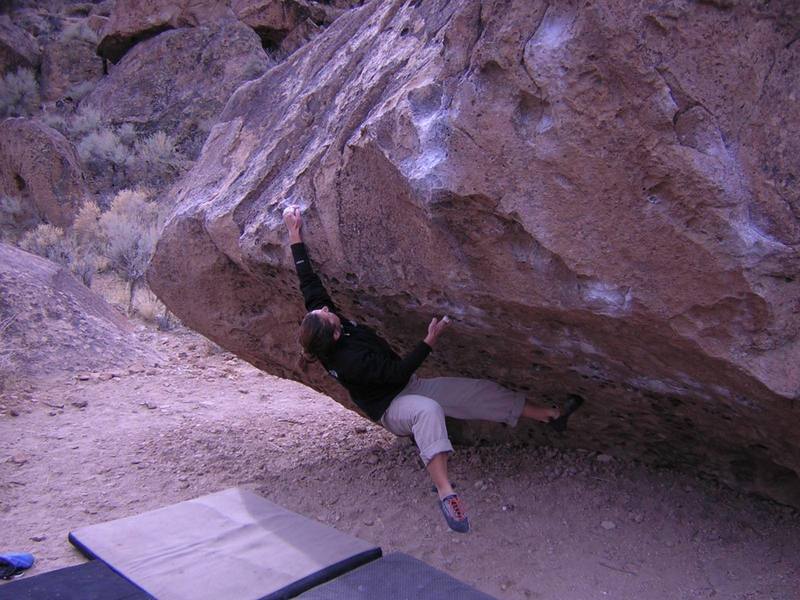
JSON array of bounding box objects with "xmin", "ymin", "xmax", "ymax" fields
[{"xmin": 439, "ymin": 493, "xmax": 470, "ymax": 533}]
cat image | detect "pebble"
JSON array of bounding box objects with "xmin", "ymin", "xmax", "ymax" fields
[
  {"xmin": 601, "ymin": 520, "xmax": 617, "ymax": 530},
  {"xmin": 365, "ymin": 454, "xmax": 379, "ymax": 465},
  {"xmin": 10, "ymin": 453, "xmax": 28, "ymax": 465},
  {"xmin": 76, "ymin": 374, "xmax": 91, "ymax": 381},
  {"xmin": 363, "ymin": 519, "xmax": 374, "ymax": 526},
  {"xmin": 9, "ymin": 409, "xmax": 19, "ymax": 417},
  {"xmin": 141, "ymin": 402, "xmax": 158, "ymax": 410},
  {"xmin": 596, "ymin": 454, "xmax": 613, "ymax": 463},
  {"xmin": 239, "ymin": 389, "xmax": 249, "ymax": 394},
  {"xmin": 30, "ymin": 534, "xmax": 47, "ymax": 542},
  {"xmin": 71, "ymin": 400, "xmax": 88, "ymax": 408}
]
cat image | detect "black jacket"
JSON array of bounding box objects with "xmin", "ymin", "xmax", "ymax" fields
[{"xmin": 291, "ymin": 243, "xmax": 431, "ymax": 421}]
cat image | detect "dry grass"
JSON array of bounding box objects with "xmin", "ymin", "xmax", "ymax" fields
[
  {"xmin": 135, "ymin": 289, "xmax": 165, "ymax": 323},
  {"xmin": 0, "ymin": 68, "xmax": 40, "ymax": 117}
]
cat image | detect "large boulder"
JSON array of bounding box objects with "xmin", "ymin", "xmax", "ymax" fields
[
  {"xmin": 96, "ymin": 0, "xmax": 365, "ymax": 63},
  {"xmin": 0, "ymin": 14, "xmax": 40, "ymax": 74},
  {"xmin": 84, "ymin": 20, "xmax": 269, "ymax": 157},
  {"xmin": 0, "ymin": 118, "xmax": 87, "ymax": 228},
  {"xmin": 40, "ymin": 23, "xmax": 105, "ymax": 102},
  {"xmin": 96, "ymin": 0, "xmax": 237, "ymax": 63},
  {"xmin": 231, "ymin": 0, "xmax": 347, "ymax": 53},
  {"xmin": 0, "ymin": 243, "xmax": 157, "ymax": 391},
  {"xmin": 148, "ymin": 0, "xmax": 800, "ymax": 506}
]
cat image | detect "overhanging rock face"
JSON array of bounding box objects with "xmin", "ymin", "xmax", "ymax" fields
[{"xmin": 149, "ymin": 0, "xmax": 800, "ymax": 506}]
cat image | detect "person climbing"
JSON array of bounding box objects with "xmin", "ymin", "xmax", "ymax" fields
[{"xmin": 283, "ymin": 205, "xmax": 584, "ymax": 533}]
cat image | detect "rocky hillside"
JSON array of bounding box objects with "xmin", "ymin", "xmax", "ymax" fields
[
  {"xmin": 147, "ymin": 0, "xmax": 800, "ymax": 507},
  {"xmin": 0, "ymin": 243, "xmax": 157, "ymax": 392},
  {"xmin": 1, "ymin": 0, "xmax": 363, "ymax": 331}
]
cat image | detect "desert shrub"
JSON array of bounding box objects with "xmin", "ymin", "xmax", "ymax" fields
[
  {"xmin": 99, "ymin": 189, "xmax": 162, "ymax": 313},
  {"xmin": 72, "ymin": 200, "xmax": 103, "ymax": 250},
  {"xmin": 59, "ymin": 19, "xmax": 98, "ymax": 44},
  {"xmin": 69, "ymin": 105, "xmax": 104, "ymax": 137},
  {"xmin": 135, "ymin": 289, "xmax": 161, "ymax": 322},
  {"xmin": 156, "ymin": 311, "xmax": 178, "ymax": 331},
  {"xmin": 41, "ymin": 111, "xmax": 69, "ymax": 135},
  {"xmin": 69, "ymin": 251, "xmax": 99, "ymax": 286},
  {"xmin": 0, "ymin": 68, "xmax": 40, "ymax": 117},
  {"xmin": 19, "ymin": 223, "xmax": 72, "ymax": 266},
  {"xmin": 78, "ymin": 128, "xmax": 128, "ymax": 168},
  {"xmin": 130, "ymin": 131, "xmax": 186, "ymax": 182},
  {"xmin": 135, "ymin": 289, "xmax": 173, "ymax": 325},
  {"xmin": 0, "ymin": 195, "xmax": 24, "ymax": 230},
  {"xmin": 66, "ymin": 200, "xmax": 105, "ymax": 284},
  {"xmin": 117, "ymin": 122, "xmax": 137, "ymax": 146},
  {"xmin": 64, "ymin": 80, "xmax": 96, "ymax": 103}
]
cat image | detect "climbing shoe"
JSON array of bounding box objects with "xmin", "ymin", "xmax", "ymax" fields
[
  {"xmin": 439, "ymin": 493, "xmax": 470, "ymax": 533},
  {"xmin": 549, "ymin": 394, "xmax": 585, "ymax": 433}
]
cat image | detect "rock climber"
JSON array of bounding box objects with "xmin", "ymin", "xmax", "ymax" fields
[{"xmin": 283, "ymin": 205, "xmax": 584, "ymax": 533}]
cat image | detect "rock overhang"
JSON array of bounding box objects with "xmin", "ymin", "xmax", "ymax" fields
[{"xmin": 148, "ymin": 0, "xmax": 800, "ymax": 506}]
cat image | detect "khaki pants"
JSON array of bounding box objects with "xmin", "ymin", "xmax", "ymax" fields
[{"xmin": 380, "ymin": 375, "xmax": 526, "ymax": 465}]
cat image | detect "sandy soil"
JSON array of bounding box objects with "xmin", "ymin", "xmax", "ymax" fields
[{"xmin": 1, "ymin": 326, "xmax": 799, "ymax": 599}]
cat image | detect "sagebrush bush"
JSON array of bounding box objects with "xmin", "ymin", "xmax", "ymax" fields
[
  {"xmin": 99, "ymin": 189, "xmax": 162, "ymax": 312},
  {"xmin": 69, "ymin": 105, "xmax": 104, "ymax": 137},
  {"xmin": 70, "ymin": 251, "xmax": 99, "ymax": 286},
  {"xmin": 0, "ymin": 195, "xmax": 23, "ymax": 227},
  {"xmin": 41, "ymin": 111, "xmax": 69, "ymax": 135},
  {"xmin": 59, "ymin": 19, "xmax": 98, "ymax": 44},
  {"xmin": 19, "ymin": 224, "xmax": 72, "ymax": 266},
  {"xmin": 0, "ymin": 68, "xmax": 40, "ymax": 117},
  {"xmin": 64, "ymin": 80, "xmax": 96, "ymax": 103},
  {"xmin": 135, "ymin": 289, "xmax": 166, "ymax": 323},
  {"xmin": 130, "ymin": 131, "xmax": 186, "ymax": 180},
  {"xmin": 78, "ymin": 128, "xmax": 128, "ymax": 167},
  {"xmin": 72, "ymin": 200, "xmax": 103, "ymax": 250},
  {"xmin": 117, "ymin": 122, "xmax": 137, "ymax": 146}
]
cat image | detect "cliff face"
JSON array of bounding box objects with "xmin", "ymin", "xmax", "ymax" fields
[{"xmin": 148, "ymin": 0, "xmax": 800, "ymax": 506}]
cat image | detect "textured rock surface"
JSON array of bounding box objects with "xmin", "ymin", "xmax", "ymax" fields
[
  {"xmin": 85, "ymin": 21, "xmax": 269, "ymax": 157},
  {"xmin": 0, "ymin": 14, "xmax": 41, "ymax": 74},
  {"xmin": 231, "ymin": 0, "xmax": 348, "ymax": 54},
  {"xmin": 96, "ymin": 0, "xmax": 362, "ymax": 63},
  {"xmin": 40, "ymin": 32, "xmax": 105, "ymax": 102},
  {"xmin": 97, "ymin": 0, "xmax": 237, "ymax": 63},
  {"xmin": 0, "ymin": 118, "xmax": 87, "ymax": 228},
  {"xmin": 149, "ymin": 0, "xmax": 800, "ymax": 506},
  {"xmin": 0, "ymin": 243, "xmax": 156, "ymax": 391}
]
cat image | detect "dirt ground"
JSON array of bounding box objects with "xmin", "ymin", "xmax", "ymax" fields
[{"xmin": 1, "ymin": 325, "xmax": 799, "ymax": 600}]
